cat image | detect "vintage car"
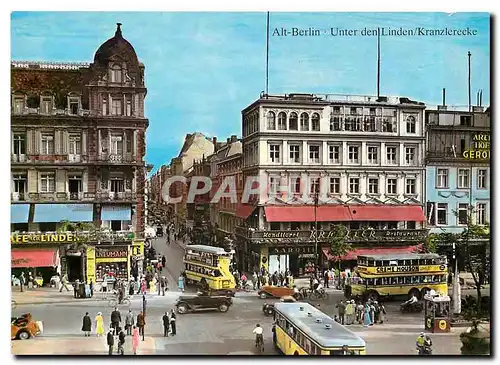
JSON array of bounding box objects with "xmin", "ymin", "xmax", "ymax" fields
[
  {"xmin": 258, "ymin": 285, "xmax": 295, "ymax": 299},
  {"xmin": 262, "ymin": 295, "xmax": 297, "ymax": 316},
  {"xmin": 175, "ymin": 292, "xmax": 233, "ymax": 314},
  {"xmin": 11, "ymin": 313, "xmax": 43, "ymax": 340}
]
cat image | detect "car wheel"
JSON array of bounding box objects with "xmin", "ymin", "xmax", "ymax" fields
[
  {"xmin": 408, "ymin": 288, "xmax": 420, "ymax": 300},
  {"xmin": 177, "ymin": 303, "xmax": 189, "ymax": 314},
  {"xmin": 265, "ymin": 308, "xmax": 274, "ymax": 316},
  {"xmin": 259, "ymin": 292, "xmax": 267, "ymax": 299},
  {"xmin": 18, "ymin": 330, "xmax": 30, "ymax": 340},
  {"xmin": 218, "ymin": 303, "xmax": 229, "ymax": 313}
]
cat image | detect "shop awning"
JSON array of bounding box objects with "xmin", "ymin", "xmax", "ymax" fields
[
  {"xmin": 12, "ymin": 248, "xmax": 58, "ymax": 268},
  {"xmin": 101, "ymin": 205, "xmax": 132, "ymax": 221},
  {"xmin": 235, "ymin": 204, "xmax": 256, "ymax": 219},
  {"xmin": 348, "ymin": 205, "xmax": 425, "ymax": 222},
  {"xmin": 11, "ymin": 204, "xmax": 30, "ymax": 224},
  {"xmin": 322, "ymin": 245, "xmax": 422, "ymax": 261},
  {"xmin": 33, "ymin": 204, "xmax": 93, "ymax": 223},
  {"xmin": 264, "ymin": 205, "xmax": 352, "ymax": 222}
]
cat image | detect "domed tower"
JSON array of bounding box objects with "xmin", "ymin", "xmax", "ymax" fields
[{"xmin": 87, "ymin": 23, "xmax": 148, "ymax": 245}]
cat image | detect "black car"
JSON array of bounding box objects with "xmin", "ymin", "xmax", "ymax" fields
[
  {"xmin": 262, "ymin": 295, "xmax": 297, "ymax": 316},
  {"xmin": 175, "ymin": 292, "xmax": 233, "ymax": 314}
]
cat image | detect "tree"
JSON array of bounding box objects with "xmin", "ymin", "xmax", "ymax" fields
[
  {"xmin": 423, "ymin": 233, "xmax": 439, "ymax": 253},
  {"xmin": 328, "ymin": 224, "xmax": 352, "ymax": 271}
]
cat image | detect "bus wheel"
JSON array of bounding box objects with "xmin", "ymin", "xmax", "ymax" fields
[
  {"xmin": 293, "ymin": 351, "xmax": 299, "ymax": 356},
  {"xmin": 367, "ymin": 291, "xmax": 379, "ymax": 302},
  {"xmin": 408, "ymin": 288, "xmax": 421, "ymax": 300}
]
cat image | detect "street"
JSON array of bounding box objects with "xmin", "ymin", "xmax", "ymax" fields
[{"xmin": 11, "ymin": 237, "xmax": 464, "ymax": 356}]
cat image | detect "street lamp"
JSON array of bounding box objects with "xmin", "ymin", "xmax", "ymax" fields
[
  {"xmin": 142, "ymin": 294, "xmax": 147, "ymax": 341},
  {"xmin": 314, "ymin": 191, "xmax": 319, "ymax": 273}
]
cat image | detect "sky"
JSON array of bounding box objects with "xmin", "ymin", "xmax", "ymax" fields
[{"xmin": 10, "ymin": 12, "xmax": 490, "ymax": 173}]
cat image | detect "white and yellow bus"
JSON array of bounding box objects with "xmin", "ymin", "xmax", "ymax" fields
[
  {"xmin": 350, "ymin": 253, "xmax": 448, "ymax": 301},
  {"xmin": 183, "ymin": 245, "xmax": 236, "ymax": 292},
  {"xmin": 273, "ymin": 302, "xmax": 366, "ymax": 355}
]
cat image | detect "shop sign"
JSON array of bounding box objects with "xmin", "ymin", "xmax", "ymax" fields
[
  {"xmin": 269, "ymin": 246, "xmax": 315, "ymax": 255},
  {"xmin": 11, "ymin": 232, "xmax": 83, "ymax": 244},
  {"xmin": 463, "ymin": 132, "xmax": 490, "ymax": 160},
  {"xmin": 376, "ymin": 265, "xmax": 419, "ymax": 273},
  {"xmin": 95, "ymin": 247, "xmax": 128, "ymax": 259}
]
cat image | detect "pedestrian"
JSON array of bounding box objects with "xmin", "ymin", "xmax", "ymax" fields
[
  {"xmin": 95, "ymin": 312, "xmax": 105, "ymax": 337},
  {"xmin": 240, "ymin": 273, "xmax": 247, "ymax": 288},
  {"xmin": 111, "ymin": 307, "xmax": 122, "ymax": 335},
  {"xmin": 323, "ymin": 270, "xmax": 329, "ymax": 288},
  {"xmin": 89, "ymin": 279, "xmax": 94, "ymax": 298},
  {"xmin": 118, "ymin": 328, "xmax": 126, "ymax": 355},
  {"xmin": 136, "ymin": 311, "xmax": 145, "ymax": 337},
  {"xmin": 178, "ymin": 274, "xmax": 185, "ymax": 292},
  {"xmin": 102, "ymin": 276, "xmax": 108, "ymax": 293},
  {"xmin": 363, "ymin": 303, "xmax": 372, "ymax": 327},
  {"xmin": 27, "ymin": 272, "xmax": 34, "ymax": 289},
  {"xmin": 125, "ymin": 309, "xmax": 134, "ymax": 336},
  {"xmin": 140, "ymin": 279, "xmax": 147, "ymax": 295},
  {"xmin": 157, "ymin": 276, "xmax": 162, "ymax": 296},
  {"xmin": 336, "ymin": 300, "xmax": 346, "ymax": 325},
  {"xmin": 170, "ymin": 309, "xmax": 176, "ymax": 335},
  {"xmin": 252, "ymin": 272, "xmax": 258, "ymax": 290},
  {"xmin": 19, "ymin": 272, "xmax": 26, "ymax": 292},
  {"xmin": 132, "ymin": 325, "xmax": 139, "ymax": 354},
  {"xmin": 356, "ymin": 302, "xmax": 364, "ymax": 324},
  {"xmin": 369, "ymin": 302, "xmax": 375, "ymax": 325},
  {"xmin": 161, "ymin": 276, "xmax": 167, "ymax": 295},
  {"xmin": 162, "ymin": 311, "xmax": 170, "ymax": 337},
  {"xmin": 107, "ymin": 328, "xmax": 114, "ymax": 355},
  {"xmin": 59, "ymin": 274, "xmax": 70, "ymax": 292},
  {"xmin": 162, "ymin": 255, "xmax": 166, "ymax": 268},
  {"xmin": 129, "ymin": 279, "xmax": 135, "ymax": 296},
  {"xmin": 73, "ymin": 280, "xmax": 80, "ymax": 298},
  {"xmin": 82, "ymin": 312, "xmax": 92, "ymax": 336},
  {"xmin": 345, "ymin": 301, "xmax": 354, "ymax": 325},
  {"xmin": 378, "ymin": 302, "xmax": 387, "ymax": 324},
  {"xmin": 373, "ymin": 301, "xmax": 380, "ymax": 324}
]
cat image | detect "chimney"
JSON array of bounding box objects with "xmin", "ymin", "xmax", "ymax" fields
[
  {"xmin": 230, "ymin": 135, "xmax": 238, "ymax": 143},
  {"xmin": 226, "ymin": 138, "xmax": 231, "ymax": 144},
  {"xmin": 212, "ymin": 137, "xmax": 217, "ymax": 146},
  {"xmin": 437, "ymin": 88, "xmax": 447, "ymax": 111}
]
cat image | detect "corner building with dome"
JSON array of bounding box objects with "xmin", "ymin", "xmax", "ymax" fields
[{"xmin": 10, "ymin": 24, "xmax": 149, "ymax": 285}]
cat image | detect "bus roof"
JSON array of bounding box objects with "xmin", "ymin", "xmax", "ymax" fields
[
  {"xmin": 274, "ymin": 302, "xmax": 366, "ymax": 348},
  {"xmin": 185, "ymin": 245, "xmax": 231, "ymax": 256},
  {"xmin": 358, "ymin": 253, "xmax": 443, "ymax": 261}
]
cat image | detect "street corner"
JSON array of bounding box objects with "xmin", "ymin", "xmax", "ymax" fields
[{"xmin": 11, "ymin": 337, "xmax": 103, "ymax": 355}]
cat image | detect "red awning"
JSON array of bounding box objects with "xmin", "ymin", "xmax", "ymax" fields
[
  {"xmin": 235, "ymin": 204, "xmax": 256, "ymax": 219},
  {"xmin": 348, "ymin": 205, "xmax": 425, "ymax": 222},
  {"xmin": 264, "ymin": 205, "xmax": 352, "ymax": 222},
  {"xmin": 11, "ymin": 249, "xmax": 58, "ymax": 268},
  {"xmin": 322, "ymin": 245, "xmax": 422, "ymax": 261}
]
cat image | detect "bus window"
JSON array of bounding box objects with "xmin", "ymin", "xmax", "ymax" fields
[
  {"xmin": 367, "ymin": 260, "xmax": 375, "ymax": 267},
  {"xmin": 390, "ymin": 277, "xmax": 398, "ymax": 285}
]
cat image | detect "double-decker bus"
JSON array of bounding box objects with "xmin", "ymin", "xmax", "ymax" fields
[
  {"xmin": 273, "ymin": 302, "xmax": 366, "ymax": 355},
  {"xmin": 183, "ymin": 245, "xmax": 236, "ymax": 292},
  {"xmin": 350, "ymin": 253, "xmax": 448, "ymax": 301}
]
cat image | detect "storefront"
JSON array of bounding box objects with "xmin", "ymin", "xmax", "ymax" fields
[{"xmin": 88, "ymin": 246, "xmax": 130, "ymax": 283}]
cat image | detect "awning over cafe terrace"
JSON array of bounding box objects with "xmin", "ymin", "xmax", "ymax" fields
[
  {"xmin": 322, "ymin": 244, "xmax": 423, "ymax": 261},
  {"xmin": 11, "ymin": 248, "xmax": 59, "ymax": 268},
  {"xmin": 264, "ymin": 205, "xmax": 425, "ymax": 222},
  {"xmin": 235, "ymin": 204, "xmax": 256, "ymax": 219},
  {"xmin": 33, "ymin": 204, "xmax": 93, "ymax": 223}
]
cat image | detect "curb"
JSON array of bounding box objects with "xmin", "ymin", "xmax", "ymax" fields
[{"xmin": 13, "ymin": 299, "xmax": 103, "ymax": 306}]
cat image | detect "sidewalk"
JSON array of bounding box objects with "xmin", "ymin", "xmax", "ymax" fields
[
  {"xmin": 12, "ymin": 335, "xmax": 156, "ymax": 355},
  {"xmin": 11, "ymin": 287, "xmax": 96, "ymax": 306}
]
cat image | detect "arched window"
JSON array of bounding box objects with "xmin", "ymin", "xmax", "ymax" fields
[
  {"xmin": 300, "ymin": 113, "xmax": 309, "ymax": 131},
  {"xmin": 12, "ymin": 92, "xmax": 26, "ymax": 114},
  {"xmin": 110, "ymin": 64, "xmax": 122, "ymax": 83},
  {"xmin": 277, "ymin": 112, "xmax": 287, "ymax": 130},
  {"xmin": 289, "ymin": 112, "xmax": 298, "ymax": 130},
  {"xmin": 311, "ymin": 113, "xmax": 320, "ymax": 131},
  {"xmin": 267, "ymin": 111, "xmax": 276, "ymax": 130},
  {"xmin": 406, "ymin": 115, "xmax": 416, "ymax": 133}
]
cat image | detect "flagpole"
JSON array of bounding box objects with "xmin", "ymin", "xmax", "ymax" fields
[
  {"xmin": 265, "ymin": 11, "xmax": 270, "ymax": 97},
  {"xmin": 377, "ymin": 28, "xmax": 381, "ymax": 98}
]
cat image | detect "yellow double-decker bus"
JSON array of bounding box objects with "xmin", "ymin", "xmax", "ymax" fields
[
  {"xmin": 273, "ymin": 302, "xmax": 366, "ymax": 355},
  {"xmin": 350, "ymin": 253, "xmax": 448, "ymax": 301},
  {"xmin": 183, "ymin": 245, "xmax": 236, "ymax": 292}
]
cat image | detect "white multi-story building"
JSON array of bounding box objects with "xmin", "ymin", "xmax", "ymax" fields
[{"xmin": 237, "ymin": 93, "xmax": 428, "ymax": 276}]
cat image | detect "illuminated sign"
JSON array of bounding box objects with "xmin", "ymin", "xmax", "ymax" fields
[{"xmin": 463, "ymin": 133, "xmax": 490, "ymax": 160}]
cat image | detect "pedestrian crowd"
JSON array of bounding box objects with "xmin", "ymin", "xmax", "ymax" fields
[{"xmin": 334, "ymin": 299, "xmax": 386, "ymax": 327}]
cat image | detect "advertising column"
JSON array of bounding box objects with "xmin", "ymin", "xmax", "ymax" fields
[{"xmin": 86, "ymin": 246, "xmax": 96, "ymax": 284}]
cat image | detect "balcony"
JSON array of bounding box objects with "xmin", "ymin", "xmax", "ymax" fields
[
  {"xmin": 11, "ymin": 154, "xmax": 90, "ymax": 165},
  {"xmin": 11, "ymin": 154, "xmax": 27, "ymax": 163},
  {"xmin": 98, "ymin": 153, "xmax": 137, "ymax": 164},
  {"xmin": 95, "ymin": 191, "xmax": 137, "ymax": 202},
  {"xmin": 12, "ymin": 107, "xmax": 93, "ymax": 117},
  {"xmin": 11, "ymin": 192, "xmax": 26, "ymax": 202}
]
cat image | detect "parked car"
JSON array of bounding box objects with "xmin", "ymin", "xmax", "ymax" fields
[
  {"xmin": 258, "ymin": 285, "xmax": 295, "ymax": 299},
  {"xmin": 175, "ymin": 292, "xmax": 233, "ymax": 314},
  {"xmin": 11, "ymin": 313, "xmax": 43, "ymax": 340},
  {"xmin": 262, "ymin": 295, "xmax": 297, "ymax": 316}
]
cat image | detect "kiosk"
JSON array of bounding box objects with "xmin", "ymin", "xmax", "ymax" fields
[{"xmin": 424, "ymin": 292, "xmax": 451, "ymax": 333}]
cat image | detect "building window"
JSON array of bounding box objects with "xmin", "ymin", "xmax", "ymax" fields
[
  {"xmin": 406, "ymin": 115, "xmax": 416, "ymax": 133},
  {"xmin": 348, "ymin": 145, "xmax": 359, "ymax": 164},
  {"xmin": 289, "ymin": 145, "xmax": 300, "ymax": 163},
  {"xmin": 69, "ymin": 134, "xmax": 81, "ymax": 155},
  {"xmin": 309, "ymin": 145, "xmax": 320, "ymax": 163},
  {"xmin": 477, "ymin": 169, "xmax": 487, "ymax": 189},
  {"xmin": 349, "ymin": 177, "xmax": 360, "ymax": 194},
  {"xmin": 110, "ymin": 135, "xmax": 123, "ymax": 155},
  {"xmin": 110, "ymin": 66, "xmax": 122, "ymax": 83},
  {"xmin": 111, "ymin": 98, "xmax": 123, "ymax": 116},
  {"xmin": 386, "ymin": 178, "xmax": 397, "ymax": 195},
  {"xmin": 330, "ymin": 114, "xmax": 342, "ymax": 131},
  {"xmin": 457, "ymin": 168, "xmax": 470, "ymax": 188},
  {"xmin": 437, "ymin": 203, "xmax": 447, "ymax": 225},
  {"xmin": 329, "ymin": 177, "xmax": 340, "ymax": 194},
  {"xmin": 364, "ymin": 116, "xmax": 376, "ymax": 132},
  {"xmin": 291, "ymin": 177, "xmax": 301, "ymax": 194},
  {"xmin": 125, "ymin": 96, "xmax": 132, "ymax": 116},
  {"xmin": 386, "ymin": 146, "xmax": 397, "ymax": 164},
  {"xmin": 310, "ymin": 177, "xmax": 320, "ymax": 195},
  {"xmin": 345, "ymin": 116, "xmax": 360, "ymax": 131},
  {"xmin": 458, "ymin": 203, "xmax": 469, "ymax": 225},
  {"xmin": 368, "ymin": 178, "xmax": 379, "ymax": 194},
  {"xmin": 41, "ymin": 134, "xmax": 54, "ymax": 155},
  {"xmin": 328, "ymin": 145, "xmax": 340, "ymax": 164},
  {"xmin": 13, "ymin": 174, "xmax": 27, "ymax": 195},
  {"xmin": 460, "ymin": 115, "xmax": 472, "ymax": 126},
  {"xmin": 300, "ymin": 113, "xmax": 309, "ymax": 131},
  {"xmin": 277, "ymin": 112, "xmax": 287, "ymax": 130},
  {"xmin": 13, "ymin": 97, "xmax": 25, "ymax": 114},
  {"xmin": 405, "ymin": 178, "xmax": 416, "ymax": 195},
  {"xmin": 69, "ymin": 97, "xmax": 79, "ymax": 115},
  {"xmin": 267, "ymin": 111, "xmax": 276, "ymax": 130},
  {"xmin": 311, "ymin": 113, "xmax": 320, "ymax": 131},
  {"xmin": 405, "ymin": 147, "xmax": 416, "ymax": 165},
  {"xmin": 40, "ymin": 96, "xmax": 52, "ymax": 114},
  {"xmin": 13, "ymin": 133, "xmax": 26, "ymax": 155},
  {"xmin": 269, "ymin": 144, "xmax": 281, "ymax": 163},
  {"xmin": 40, "ymin": 173, "xmax": 55, "ymax": 192},
  {"xmin": 289, "ymin": 112, "xmax": 298, "ymax": 131},
  {"xmin": 407, "ymin": 221, "xmax": 416, "ymax": 229},
  {"xmin": 476, "ymin": 203, "xmax": 487, "ymax": 225},
  {"xmin": 269, "ymin": 177, "xmax": 279, "ymax": 194},
  {"xmin": 367, "ymin": 146, "xmax": 378, "ymax": 164},
  {"xmin": 102, "ymin": 99, "xmax": 107, "ymax": 116},
  {"xmin": 436, "ymin": 168, "xmax": 449, "ymax": 188}
]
